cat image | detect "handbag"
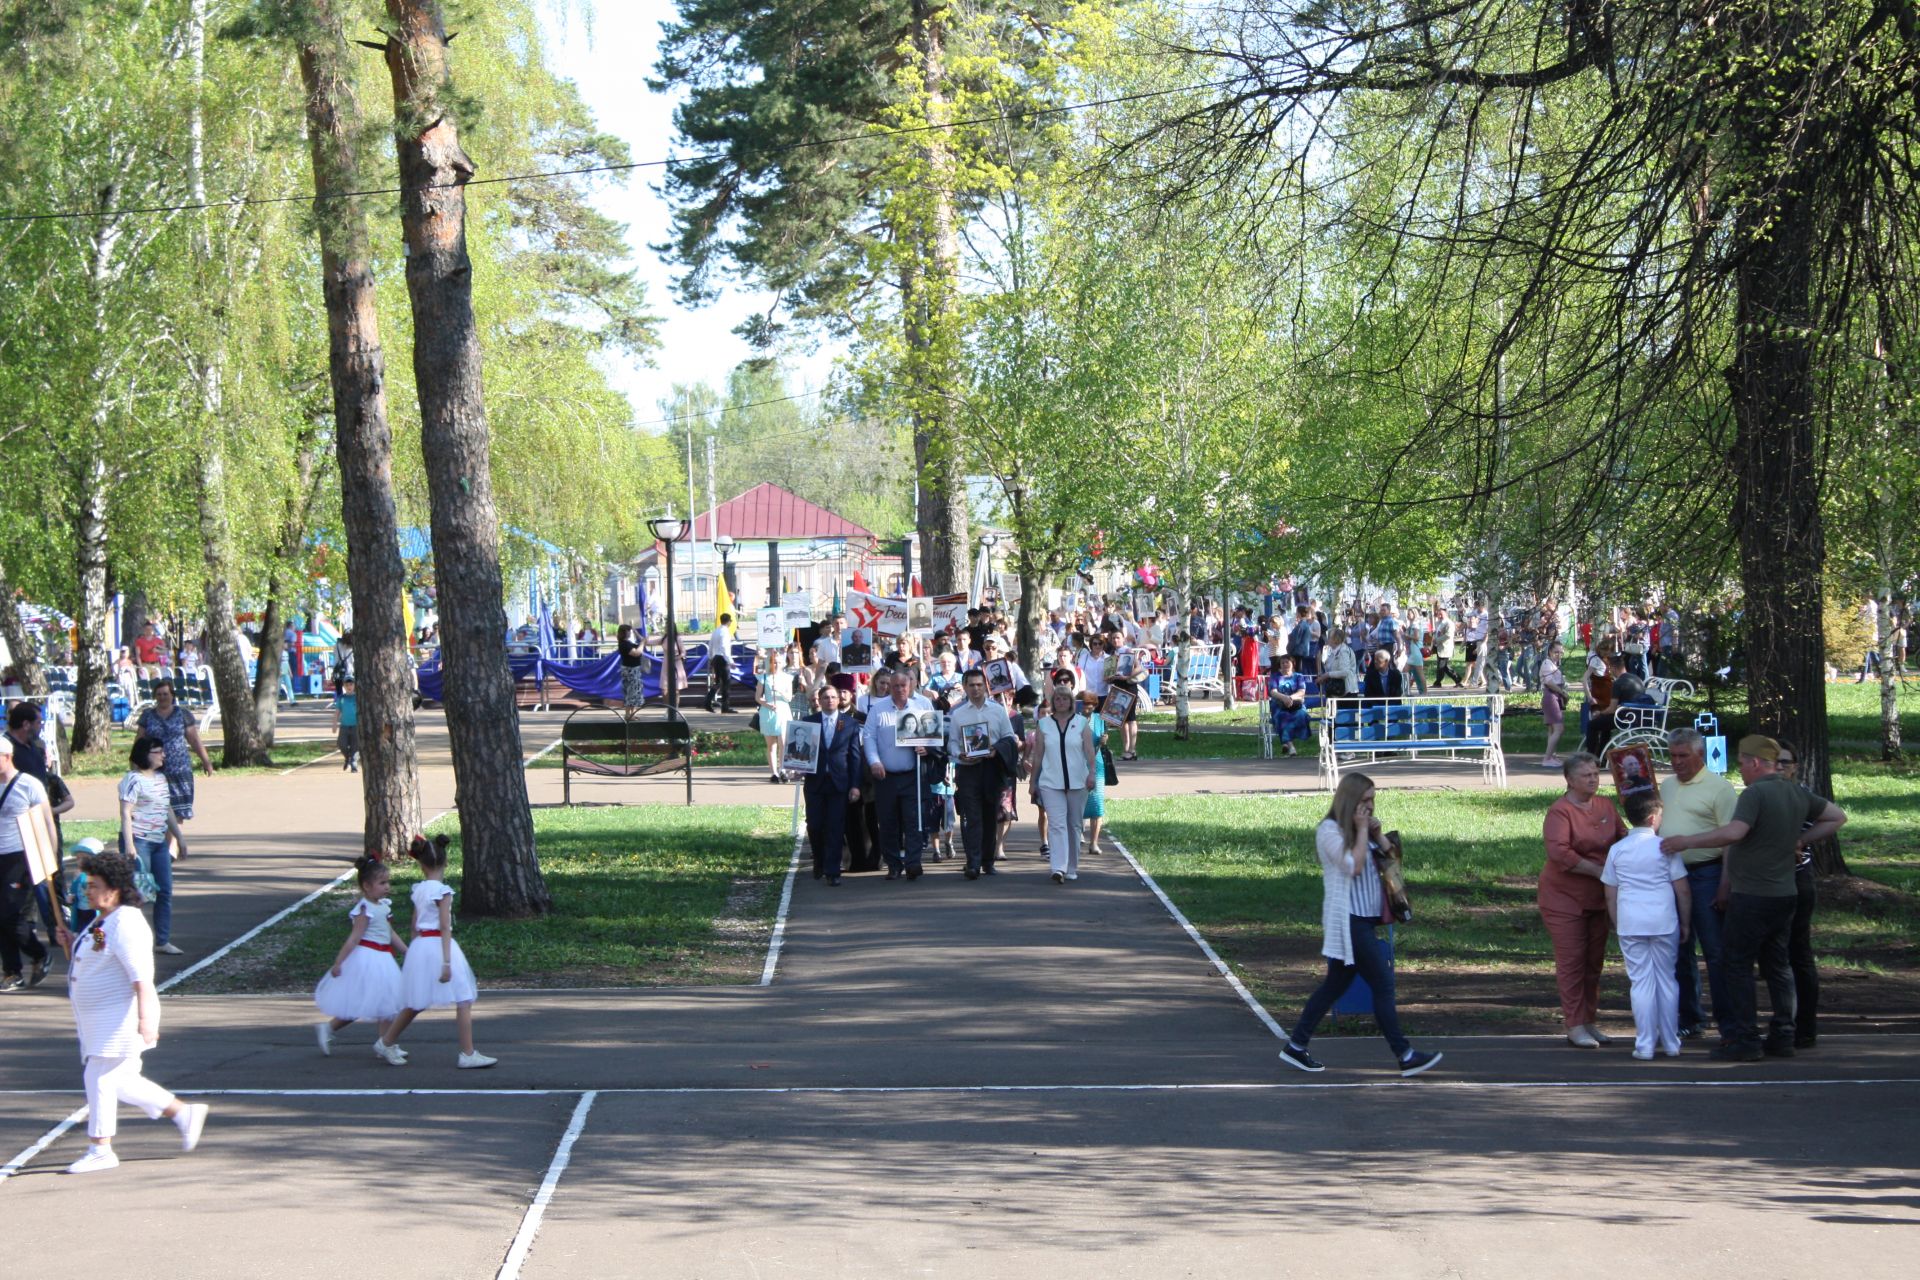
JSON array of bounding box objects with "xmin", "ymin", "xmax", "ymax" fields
[
  {"xmin": 1102, "ymin": 742, "xmax": 1119, "ymax": 787},
  {"xmin": 1374, "ymin": 830, "xmax": 1413, "ymax": 923}
]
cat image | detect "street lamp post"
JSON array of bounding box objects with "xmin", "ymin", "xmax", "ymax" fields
[
  {"xmin": 979, "ymin": 532, "xmax": 999, "ymax": 604},
  {"xmin": 648, "ymin": 515, "xmax": 686, "ymax": 710},
  {"xmin": 714, "ymin": 534, "xmax": 737, "ymax": 610}
]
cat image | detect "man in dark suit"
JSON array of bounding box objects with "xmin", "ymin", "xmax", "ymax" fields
[
  {"xmin": 1361, "ymin": 647, "xmax": 1405, "ymax": 705},
  {"xmin": 802, "ymin": 684, "xmax": 863, "ymax": 885}
]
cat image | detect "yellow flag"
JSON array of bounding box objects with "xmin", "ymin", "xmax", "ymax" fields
[{"xmin": 715, "ymin": 569, "xmax": 734, "ymax": 626}]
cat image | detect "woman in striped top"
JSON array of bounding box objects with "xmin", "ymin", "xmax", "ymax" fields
[
  {"xmin": 54, "ymin": 850, "xmax": 208, "ymax": 1174},
  {"xmin": 1277, "ymin": 774, "xmax": 1443, "ymax": 1078},
  {"xmin": 118, "ymin": 736, "xmax": 188, "ymax": 955}
]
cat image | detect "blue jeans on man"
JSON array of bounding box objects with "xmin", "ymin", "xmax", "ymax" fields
[{"xmin": 1676, "ymin": 860, "xmax": 1727, "ymax": 1035}]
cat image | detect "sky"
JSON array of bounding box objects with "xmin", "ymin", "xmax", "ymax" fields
[{"xmin": 537, "ymin": 3, "xmax": 841, "ymax": 425}]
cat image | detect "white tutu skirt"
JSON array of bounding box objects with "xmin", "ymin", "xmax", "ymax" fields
[
  {"xmin": 314, "ymin": 947, "xmax": 404, "ymax": 1021},
  {"xmin": 400, "ymin": 936, "xmax": 479, "ymax": 1009}
]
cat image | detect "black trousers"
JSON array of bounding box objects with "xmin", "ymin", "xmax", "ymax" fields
[
  {"xmin": 954, "ymin": 763, "xmax": 1002, "ymax": 873},
  {"xmin": 0, "ymin": 853, "xmax": 49, "ymax": 976},
  {"xmin": 1722, "ymin": 892, "xmax": 1798, "ymax": 1048},
  {"xmin": 708, "ymin": 659, "xmax": 732, "ymax": 710},
  {"xmin": 1789, "ymin": 865, "xmax": 1820, "ymax": 1043},
  {"xmin": 804, "ymin": 789, "xmax": 848, "ymax": 879},
  {"xmin": 874, "ymin": 771, "xmax": 926, "ymax": 875}
]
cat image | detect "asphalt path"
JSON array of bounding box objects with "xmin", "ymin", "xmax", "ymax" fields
[{"xmin": 3, "ymin": 707, "xmax": 1915, "ymax": 1278}]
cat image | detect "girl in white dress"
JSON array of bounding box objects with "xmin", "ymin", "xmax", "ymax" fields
[
  {"xmin": 314, "ymin": 857, "xmax": 409, "ymax": 1058},
  {"xmin": 55, "ymin": 850, "xmax": 209, "ymax": 1174},
  {"xmin": 377, "ymin": 835, "xmax": 496, "ymax": 1069}
]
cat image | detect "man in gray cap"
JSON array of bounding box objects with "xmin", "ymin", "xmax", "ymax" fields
[{"xmin": 1662, "ymin": 734, "xmax": 1847, "ymax": 1061}]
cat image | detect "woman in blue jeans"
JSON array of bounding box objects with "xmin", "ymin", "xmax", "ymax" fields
[
  {"xmin": 1278, "ymin": 772, "xmax": 1443, "ymax": 1077},
  {"xmin": 117, "ymin": 737, "xmax": 188, "ymax": 955}
]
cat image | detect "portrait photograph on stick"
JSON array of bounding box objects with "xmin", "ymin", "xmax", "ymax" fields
[{"xmin": 782, "ymin": 720, "xmax": 821, "ymax": 774}]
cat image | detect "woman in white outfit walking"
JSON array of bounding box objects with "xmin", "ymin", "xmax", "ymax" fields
[
  {"xmin": 1028, "ymin": 683, "xmax": 1098, "ymax": 883},
  {"xmin": 56, "ymin": 850, "xmax": 209, "ymax": 1173}
]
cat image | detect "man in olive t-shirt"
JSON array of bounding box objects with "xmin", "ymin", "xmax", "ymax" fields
[{"xmin": 1662, "ymin": 734, "xmax": 1847, "ymax": 1060}]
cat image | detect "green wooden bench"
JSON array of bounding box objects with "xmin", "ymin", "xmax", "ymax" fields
[{"xmin": 560, "ymin": 706, "xmax": 694, "ymax": 805}]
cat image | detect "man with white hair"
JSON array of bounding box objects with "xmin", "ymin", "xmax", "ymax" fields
[{"xmin": 1659, "ymin": 726, "xmax": 1738, "ymax": 1039}]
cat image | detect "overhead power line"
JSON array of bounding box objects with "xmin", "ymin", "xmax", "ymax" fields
[
  {"xmin": 0, "ymin": 75, "xmax": 1241, "ymax": 224},
  {"xmin": 634, "ymin": 387, "xmax": 824, "ymax": 429}
]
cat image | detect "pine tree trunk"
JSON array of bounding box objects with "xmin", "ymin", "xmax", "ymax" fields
[
  {"xmin": 297, "ymin": 0, "xmax": 423, "ymax": 859},
  {"xmin": 905, "ymin": 0, "xmax": 970, "ymax": 597},
  {"xmin": 1728, "ymin": 151, "xmax": 1840, "ymax": 873},
  {"xmin": 0, "ymin": 560, "xmax": 48, "ymax": 698},
  {"xmin": 383, "ymin": 0, "xmax": 545, "ymax": 914}
]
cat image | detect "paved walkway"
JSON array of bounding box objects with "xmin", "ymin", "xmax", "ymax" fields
[{"xmin": 2, "ymin": 710, "xmax": 1914, "ymax": 1277}]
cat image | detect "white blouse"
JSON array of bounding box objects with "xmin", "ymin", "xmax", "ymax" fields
[
  {"xmin": 69, "ymin": 907, "xmax": 155, "ymax": 1060},
  {"xmin": 412, "ymin": 880, "xmax": 454, "ymax": 934},
  {"xmin": 350, "ymin": 897, "xmax": 394, "ymax": 945},
  {"xmin": 1033, "ymin": 713, "xmax": 1094, "ymax": 791}
]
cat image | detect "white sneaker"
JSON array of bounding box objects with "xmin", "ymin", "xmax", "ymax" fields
[
  {"xmin": 315, "ymin": 1023, "xmax": 332, "ymax": 1056},
  {"xmin": 457, "ymin": 1051, "xmax": 498, "ymax": 1070},
  {"xmin": 373, "ymin": 1040, "xmax": 406, "ymax": 1066},
  {"xmin": 1065, "ymin": 873, "xmax": 1079, "ymax": 881},
  {"xmin": 65, "ymin": 1145, "xmax": 120, "ymax": 1174},
  {"xmin": 1631, "ymin": 1049, "xmax": 1654, "ymax": 1061},
  {"xmin": 1566, "ymin": 1026, "xmax": 1600, "ymax": 1048},
  {"xmin": 155, "ymin": 943, "xmax": 184, "ymax": 956},
  {"xmin": 175, "ymin": 1102, "xmax": 210, "ymax": 1152},
  {"xmin": 1585, "ymin": 1024, "xmax": 1615, "ymax": 1045}
]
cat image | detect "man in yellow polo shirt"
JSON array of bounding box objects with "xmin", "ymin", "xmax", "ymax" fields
[{"xmin": 1660, "ymin": 727, "xmax": 1738, "ymax": 1039}]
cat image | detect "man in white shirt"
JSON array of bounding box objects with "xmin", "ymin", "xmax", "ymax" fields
[
  {"xmin": 946, "ymin": 668, "xmax": 1017, "ymax": 879},
  {"xmin": 862, "ymin": 667, "xmax": 935, "ymax": 880},
  {"xmin": 707, "ymin": 613, "xmax": 736, "ymax": 713},
  {"xmin": 0, "ymin": 734, "xmax": 55, "ymax": 989},
  {"xmin": 811, "ymin": 617, "xmax": 843, "ymax": 668}
]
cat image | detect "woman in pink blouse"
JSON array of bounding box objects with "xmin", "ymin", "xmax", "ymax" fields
[{"xmin": 1540, "ymin": 752, "xmax": 1628, "ymax": 1047}]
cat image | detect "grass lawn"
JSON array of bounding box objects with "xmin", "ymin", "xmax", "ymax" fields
[
  {"xmin": 168, "ymin": 803, "xmax": 793, "ymax": 995},
  {"xmin": 1108, "ymin": 763, "xmax": 1920, "ymax": 1035},
  {"xmin": 61, "ymin": 727, "xmax": 338, "ymax": 778}
]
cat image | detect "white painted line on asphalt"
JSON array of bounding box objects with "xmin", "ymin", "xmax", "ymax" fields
[
  {"xmin": 496, "ymin": 1090, "xmax": 597, "ymax": 1280},
  {"xmin": 522, "ymin": 735, "xmax": 563, "ymax": 766},
  {"xmin": 759, "ymin": 818, "xmax": 805, "ymax": 987},
  {"xmin": 279, "ymin": 750, "xmax": 341, "ymax": 776},
  {"xmin": 157, "ymin": 805, "xmax": 455, "ymax": 994},
  {"xmin": 7, "ymin": 1077, "xmax": 1915, "ymax": 1100},
  {"xmin": 0, "ymin": 1106, "xmax": 88, "ymax": 1183},
  {"xmin": 1108, "ymin": 832, "xmax": 1289, "ymax": 1043}
]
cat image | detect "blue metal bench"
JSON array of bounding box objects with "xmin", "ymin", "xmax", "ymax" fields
[{"xmin": 1319, "ymin": 695, "xmax": 1507, "ymax": 789}]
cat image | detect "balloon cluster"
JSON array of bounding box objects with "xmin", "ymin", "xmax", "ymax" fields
[{"xmin": 1135, "ymin": 562, "xmax": 1161, "ymax": 588}]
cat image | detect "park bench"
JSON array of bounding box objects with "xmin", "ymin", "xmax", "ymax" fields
[
  {"xmin": 1601, "ymin": 677, "xmax": 1695, "ymax": 763},
  {"xmin": 1319, "ymin": 693, "xmax": 1508, "ymax": 790},
  {"xmin": 559, "ymin": 705, "xmax": 694, "ymax": 805}
]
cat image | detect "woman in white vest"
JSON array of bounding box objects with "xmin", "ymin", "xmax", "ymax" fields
[{"xmin": 1027, "ymin": 683, "xmax": 1099, "ymax": 884}]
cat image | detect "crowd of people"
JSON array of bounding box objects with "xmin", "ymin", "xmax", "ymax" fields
[
  {"xmin": 0, "ymin": 580, "xmax": 1874, "ymax": 1178},
  {"xmin": 781, "ymin": 611, "xmax": 1126, "ymax": 888}
]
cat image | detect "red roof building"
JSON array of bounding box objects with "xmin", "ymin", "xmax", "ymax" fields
[
  {"xmin": 672, "ymin": 482, "xmax": 875, "ymax": 544},
  {"xmin": 630, "ymin": 484, "xmax": 882, "ymax": 627}
]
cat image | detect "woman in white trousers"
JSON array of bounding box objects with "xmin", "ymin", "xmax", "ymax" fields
[
  {"xmin": 1028, "ymin": 682, "xmax": 1099, "ymax": 884},
  {"xmin": 56, "ymin": 850, "xmax": 209, "ymax": 1173}
]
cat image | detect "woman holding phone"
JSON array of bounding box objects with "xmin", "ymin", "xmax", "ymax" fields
[{"xmin": 1277, "ymin": 773, "xmax": 1443, "ymax": 1077}]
